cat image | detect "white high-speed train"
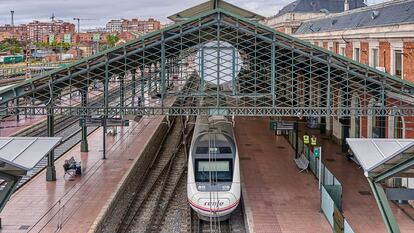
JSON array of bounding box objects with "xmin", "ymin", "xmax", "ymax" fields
[{"xmin": 187, "ymin": 115, "xmax": 240, "ymax": 220}]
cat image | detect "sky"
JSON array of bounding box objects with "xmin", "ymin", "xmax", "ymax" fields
[{"xmin": 0, "ymin": 0, "xmax": 390, "ymax": 30}]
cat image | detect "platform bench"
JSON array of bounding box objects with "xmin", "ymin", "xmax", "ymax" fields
[{"xmin": 294, "ymin": 154, "xmax": 309, "ymax": 173}]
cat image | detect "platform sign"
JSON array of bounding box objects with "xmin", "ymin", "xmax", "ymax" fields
[
  {"xmin": 79, "ymin": 117, "xmax": 129, "ymax": 127},
  {"xmin": 314, "ymin": 147, "xmax": 321, "ymax": 158},
  {"xmin": 269, "ymin": 121, "xmax": 295, "ymax": 131}
]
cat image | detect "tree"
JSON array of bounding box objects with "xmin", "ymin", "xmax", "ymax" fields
[
  {"xmin": 0, "ymin": 38, "xmax": 23, "ymax": 54},
  {"xmin": 106, "ymin": 34, "xmax": 119, "ymax": 48}
]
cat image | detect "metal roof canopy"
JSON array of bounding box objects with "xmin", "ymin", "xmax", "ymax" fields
[
  {"xmin": 168, "ymin": 0, "xmax": 265, "ymax": 22},
  {"xmin": 346, "ymin": 138, "xmax": 414, "ymax": 181},
  {"xmin": 1, "ymin": 0, "xmax": 414, "ymax": 117},
  {"xmin": 346, "ymin": 138, "xmax": 414, "ymax": 233},
  {"xmin": 0, "ymin": 137, "xmax": 61, "ymax": 215},
  {"xmin": 0, "ymin": 137, "xmax": 62, "ymax": 176}
]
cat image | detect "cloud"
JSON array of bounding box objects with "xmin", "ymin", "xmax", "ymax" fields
[{"xmin": 0, "ymin": 0, "xmax": 381, "ymax": 29}]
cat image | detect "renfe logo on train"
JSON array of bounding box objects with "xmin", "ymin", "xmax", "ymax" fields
[{"xmin": 204, "ymin": 201, "xmax": 225, "ymax": 207}]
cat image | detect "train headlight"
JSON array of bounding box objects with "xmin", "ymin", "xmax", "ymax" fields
[
  {"xmin": 198, "ymin": 185, "xmax": 206, "ymax": 191},
  {"xmin": 222, "ymin": 185, "xmax": 231, "ymax": 191}
]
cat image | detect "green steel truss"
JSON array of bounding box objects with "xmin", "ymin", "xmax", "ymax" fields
[{"xmin": 1, "ymin": 8, "xmax": 414, "ymax": 117}]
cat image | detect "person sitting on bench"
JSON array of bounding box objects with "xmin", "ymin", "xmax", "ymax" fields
[{"xmin": 63, "ymin": 157, "xmax": 82, "ymax": 178}]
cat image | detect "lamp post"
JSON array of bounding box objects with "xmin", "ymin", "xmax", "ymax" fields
[{"xmin": 295, "ymin": 111, "xmax": 303, "ymax": 159}]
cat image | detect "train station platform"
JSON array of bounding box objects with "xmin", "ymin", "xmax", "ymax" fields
[
  {"xmin": 235, "ymin": 117, "xmax": 332, "ymax": 233},
  {"xmin": 0, "ymin": 115, "xmax": 165, "ymax": 233},
  {"xmin": 0, "ymin": 89, "xmax": 109, "ymax": 137},
  {"xmin": 296, "ymin": 120, "xmax": 414, "ymax": 233},
  {"xmin": 0, "ymin": 116, "xmax": 45, "ymax": 137}
]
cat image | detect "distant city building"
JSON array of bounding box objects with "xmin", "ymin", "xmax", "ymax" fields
[
  {"xmin": 85, "ymin": 27, "xmax": 107, "ymax": 33},
  {"xmin": 264, "ymin": 0, "xmax": 366, "ymax": 34},
  {"xmin": 106, "ymin": 20, "xmax": 123, "ymax": 32},
  {"xmin": 0, "ymin": 20, "xmax": 75, "ymax": 42},
  {"xmin": 0, "ymin": 24, "xmax": 28, "ymax": 41},
  {"xmin": 106, "ymin": 18, "xmax": 161, "ymax": 35},
  {"xmin": 26, "ymin": 20, "xmax": 75, "ymax": 42}
]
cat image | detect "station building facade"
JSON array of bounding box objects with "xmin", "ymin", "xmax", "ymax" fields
[
  {"xmin": 266, "ymin": 0, "xmax": 414, "ymax": 193},
  {"xmin": 266, "ymin": 0, "xmax": 414, "ymax": 143}
]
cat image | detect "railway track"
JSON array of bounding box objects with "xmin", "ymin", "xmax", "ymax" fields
[
  {"xmin": 190, "ymin": 207, "xmax": 231, "ymax": 233},
  {"xmin": 190, "ymin": 205, "xmax": 246, "ymax": 233},
  {"xmin": 117, "ymin": 117, "xmax": 189, "ymax": 233},
  {"xmin": 105, "ymin": 73, "xmax": 249, "ymax": 233}
]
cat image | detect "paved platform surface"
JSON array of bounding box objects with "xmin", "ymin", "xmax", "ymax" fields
[
  {"xmin": 0, "ymin": 116, "xmax": 45, "ymax": 137},
  {"xmin": 0, "ymin": 116, "xmax": 164, "ymax": 233},
  {"xmin": 297, "ymin": 121, "xmax": 414, "ymax": 233},
  {"xmin": 0, "ymin": 90, "xmax": 109, "ymax": 137},
  {"xmin": 235, "ymin": 117, "xmax": 331, "ymax": 233}
]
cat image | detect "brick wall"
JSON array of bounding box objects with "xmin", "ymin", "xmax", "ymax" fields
[
  {"xmin": 323, "ymin": 41, "xmax": 328, "ymax": 49},
  {"xmin": 379, "ymin": 41, "xmax": 391, "ymax": 73},
  {"xmin": 404, "ymin": 42, "xmax": 414, "ymax": 82},
  {"xmin": 361, "ymin": 116, "xmax": 367, "ymax": 138},
  {"xmin": 345, "ymin": 42, "xmax": 353, "ymax": 59},
  {"xmin": 405, "ymin": 116, "xmax": 414, "ymax": 138},
  {"xmin": 360, "ymin": 42, "xmax": 369, "ymax": 65},
  {"xmin": 333, "ymin": 42, "xmax": 339, "ymax": 53}
]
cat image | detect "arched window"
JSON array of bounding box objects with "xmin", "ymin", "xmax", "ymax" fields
[{"xmin": 394, "ymin": 116, "xmax": 404, "ymax": 139}]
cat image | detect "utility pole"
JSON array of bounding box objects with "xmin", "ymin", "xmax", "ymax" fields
[
  {"xmin": 72, "ymin": 18, "xmax": 96, "ymax": 33},
  {"xmin": 73, "ymin": 18, "xmax": 81, "ymax": 58},
  {"xmin": 10, "ymin": 11, "xmax": 14, "ymax": 27},
  {"xmin": 73, "ymin": 18, "xmax": 81, "ymax": 33}
]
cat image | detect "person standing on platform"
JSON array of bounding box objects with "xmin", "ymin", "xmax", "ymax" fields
[
  {"xmin": 303, "ymin": 132, "xmax": 310, "ymax": 145},
  {"xmin": 311, "ymin": 135, "xmax": 317, "ymax": 151}
]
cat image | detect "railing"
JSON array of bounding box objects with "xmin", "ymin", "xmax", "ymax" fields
[{"xmin": 286, "ymin": 130, "xmax": 355, "ymax": 233}]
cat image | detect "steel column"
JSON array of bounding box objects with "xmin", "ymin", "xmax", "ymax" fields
[
  {"xmin": 271, "ymin": 36, "xmax": 276, "ymax": 107},
  {"xmin": 120, "ymin": 73, "xmax": 125, "ymax": 117},
  {"xmin": 160, "ymin": 33, "xmax": 166, "ymax": 108},
  {"xmin": 80, "ymin": 85, "xmax": 88, "ymax": 152},
  {"xmin": 15, "ymin": 98, "xmax": 19, "ymax": 121},
  {"xmin": 103, "ymin": 58, "xmax": 109, "ymax": 160},
  {"xmin": 132, "ymin": 69, "xmax": 136, "ymax": 106},
  {"xmin": 367, "ymin": 178, "xmax": 400, "ymax": 233},
  {"xmin": 46, "ymin": 108, "xmax": 56, "ymax": 181}
]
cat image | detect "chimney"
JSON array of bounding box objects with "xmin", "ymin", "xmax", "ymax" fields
[
  {"xmin": 344, "ymin": 0, "xmax": 350, "ymax": 11},
  {"xmin": 10, "ymin": 10, "xmax": 14, "ymax": 27}
]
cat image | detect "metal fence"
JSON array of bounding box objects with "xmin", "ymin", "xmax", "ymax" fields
[{"xmin": 286, "ymin": 130, "xmax": 355, "ymax": 233}]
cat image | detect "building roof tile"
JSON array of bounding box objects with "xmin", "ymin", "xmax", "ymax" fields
[
  {"xmin": 296, "ymin": 0, "xmax": 414, "ymax": 34},
  {"xmin": 277, "ymin": 0, "xmax": 365, "ymax": 16}
]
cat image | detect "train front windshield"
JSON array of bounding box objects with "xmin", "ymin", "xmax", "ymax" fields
[{"xmin": 195, "ymin": 159, "xmax": 233, "ymax": 182}]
